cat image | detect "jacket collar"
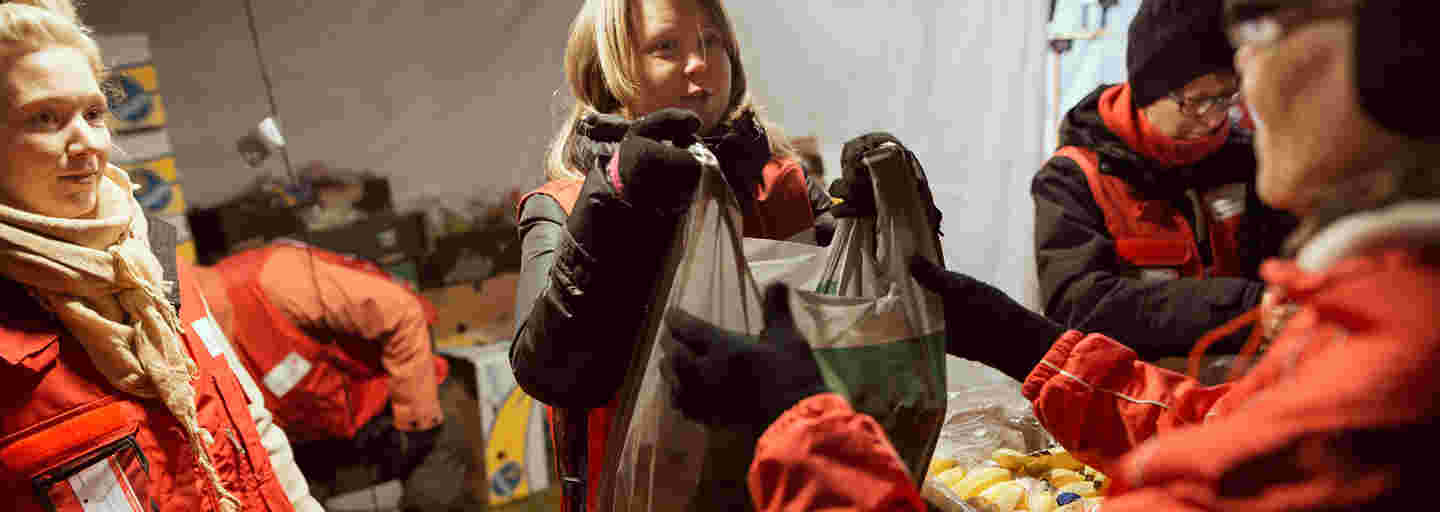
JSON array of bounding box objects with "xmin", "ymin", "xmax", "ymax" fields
[
  {"xmin": 1060, "ymin": 84, "xmax": 1256, "ymax": 197},
  {"xmin": 1298, "ymin": 201, "xmax": 1440, "ymax": 272}
]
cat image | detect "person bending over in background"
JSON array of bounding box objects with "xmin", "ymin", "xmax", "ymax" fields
[{"xmin": 192, "ymin": 242, "xmax": 468, "ymax": 510}]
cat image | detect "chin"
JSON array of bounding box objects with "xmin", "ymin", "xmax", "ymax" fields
[{"xmin": 53, "ymin": 192, "xmax": 100, "ymax": 218}]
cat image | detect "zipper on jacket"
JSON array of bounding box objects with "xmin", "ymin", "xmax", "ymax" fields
[{"xmin": 225, "ymin": 428, "xmax": 255, "ymax": 474}]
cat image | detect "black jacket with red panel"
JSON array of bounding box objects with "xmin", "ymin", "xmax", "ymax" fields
[{"xmin": 1032, "ymin": 84, "xmax": 1297, "ymax": 359}]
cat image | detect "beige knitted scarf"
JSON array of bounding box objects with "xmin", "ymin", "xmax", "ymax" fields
[{"xmin": 0, "ymin": 165, "xmax": 239, "ymax": 512}]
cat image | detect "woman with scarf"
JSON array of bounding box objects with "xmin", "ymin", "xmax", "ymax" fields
[
  {"xmin": 664, "ymin": 0, "xmax": 1440, "ymax": 509},
  {"xmin": 0, "ymin": 1, "xmax": 320, "ymax": 511},
  {"xmin": 1034, "ymin": 0, "xmax": 1297, "ymax": 375},
  {"xmin": 507, "ymin": 0, "xmax": 814, "ymax": 509}
]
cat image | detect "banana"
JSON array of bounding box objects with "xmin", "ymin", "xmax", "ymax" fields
[
  {"xmin": 1058, "ymin": 481, "xmax": 1099, "ymax": 498},
  {"xmin": 1022, "ymin": 460, "xmax": 1053, "ymax": 478},
  {"xmin": 949, "ymin": 466, "xmax": 1013, "ymax": 499},
  {"xmin": 990, "ymin": 448, "xmax": 1033, "ymax": 470},
  {"xmin": 935, "ymin": 466, "xmax": 969, "ymax": 487},
  {"xmin": 1028, "ymin": 489, "xmax": 1056, "ymax": 512},
  {"xmin": 1041, "ymin": 448, "xmax": 1085, "ymax": 471},
  {"xmin": 975, "ymin": 481, "xmax": 1026, "ymax": 512},
  {"xmin": 928, "ymin": 457, "xmax": 959, "ymax": 479},
  {"xmin": 1045, "ymin": 468, "xmax": 1085, "ymax": 488}
]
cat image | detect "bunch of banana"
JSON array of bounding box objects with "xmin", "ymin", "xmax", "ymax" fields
[{"xmin": 927, "ymin": 446, "xmax": 1111, "ymax": 512}]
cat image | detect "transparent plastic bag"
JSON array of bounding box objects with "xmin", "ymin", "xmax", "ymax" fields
[
  {"xmin": 595, "ymin": 142, "xmax": 947, "ymax": 511},
  {"xmin": 920, "ymin": 378, "xmax": 1058, "ymax": 512}
]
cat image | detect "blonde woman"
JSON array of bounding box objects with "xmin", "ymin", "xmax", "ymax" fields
[
  {"xmin": 0, "ymin": 2, "xmax": 320, "ymax": 511},
  {"xmin": 509, "ymin": 0, "xmax": 814, "ymax": 508}
]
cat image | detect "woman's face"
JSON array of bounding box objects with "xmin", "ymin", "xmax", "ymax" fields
[
  {"xmin": 627, "ymin": 0, "xmax": 733, "ymax": 133},
  {"xmin": 1142, "ymin": 72, "xmax": 1240, "ymax": 140},
  {"xmin": 0, "ymin": 46, "xmax": 109, "ymax": 218},
  {"xmin": 1235, "ymin": 16, "xmax": 1400, "ymax": 214}
]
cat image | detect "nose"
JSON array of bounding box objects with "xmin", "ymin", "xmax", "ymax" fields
[
  {"xmin": 684, "ymin": 48, "xmax": 709, "ymax": 77},
  {"xmin": 66, "ymin": 118, "xmax": 108, "ymax": 159}
]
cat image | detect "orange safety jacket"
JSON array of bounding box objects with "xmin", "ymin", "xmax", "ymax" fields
[
  {"xmin": 1055, "ymin": 145, "xmax": 1248, "ymax": 280},
  {"xmin": 204, "ymin": 245, "xmax": 447, "ymax": 442},
  {"xmin": 0, "ymin": 265, "xmax": 294, "ymax": 512}
]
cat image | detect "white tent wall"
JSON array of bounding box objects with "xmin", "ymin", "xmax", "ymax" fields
[{"xmin": 732, "ymin": 1, "xmax": 1052, "ymax": 310}]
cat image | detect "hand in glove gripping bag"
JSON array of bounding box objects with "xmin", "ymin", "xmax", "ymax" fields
[
  {"xmin": 663, "ymin": 283, "xmax": 831, "ymax": 432},
  {"xmin": 910, "ymin": 256, "xmax": 1066, "ymax": 382},
  {"xmin": 700, "ymin": 110, "xmax": 773, "ymax": 209},
  {"xmin": 829, "ymin": 132, "xmax": 944, "ymax": 235},
  {"xmin": 608, "ymin": 108, "xmax": 705, "ymax": 215}
]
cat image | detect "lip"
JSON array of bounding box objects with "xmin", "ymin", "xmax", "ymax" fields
[{"xmin": 58, "ymin": 169, "xmax": 100, "ymax": 182}]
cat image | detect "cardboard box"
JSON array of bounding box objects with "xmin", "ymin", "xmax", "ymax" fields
[
  {"xmin": 439, "ymin": 343, "xmax": 553, "ymax": 509},
  {"xmin": 424, "ymin": 273, "xmax": 519, "ymax": 348}
]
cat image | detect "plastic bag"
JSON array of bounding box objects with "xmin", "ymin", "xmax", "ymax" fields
[
  {"xmin": 933, "ymin": 381, "xmax": 1052, "ymax": 471},
  {"xmin": 594, "ymin": 142, "xmax": 948, "ymax": 511}
]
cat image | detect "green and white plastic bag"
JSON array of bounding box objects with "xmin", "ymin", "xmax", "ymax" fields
[{"xmin": 597, "ymin": 142, "xmax": 947, "ymax": 511}]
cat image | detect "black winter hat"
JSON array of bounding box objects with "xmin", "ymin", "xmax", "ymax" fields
[{"xmin": 1127, "ymin": 0, "xmax": 1237, "ymax": 108}]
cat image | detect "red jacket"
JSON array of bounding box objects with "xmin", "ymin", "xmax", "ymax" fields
[
  {"xmin": 748, "ymin": 203, "xmax": 1440, "ymax": 510},
  {"xmin": 192, "ymin": 244, "xmax": 447, "ymax": 441},
  {"xmin": 1055, "ymin": 144, "xmax": 1248, "ymax": 280},
  {"xmin": 524, "ymin": 157, "xmax": 815, "ymax": 511},
  {"xmin": 0, "ymin": 264, "xmax": 295, "ymax": 512}
]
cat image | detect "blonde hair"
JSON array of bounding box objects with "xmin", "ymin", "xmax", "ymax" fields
[
  {"xmin": 0, "ymin": 0, "xmax": 102, "ymax": 79},
  {"xmin": 544, "ymin": 0, "xmax": 794, "ymax": 181}
]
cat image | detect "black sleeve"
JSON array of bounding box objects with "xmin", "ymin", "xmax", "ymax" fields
[
  {"xmin": 509, "ymin": 194, "xmax": 613, "ymax": 409},
  {"xmin": 1031, "ymin": 157, "xmax": 1264, "ymax": 360},
  {"xmin": 509, "ymin": 171, "xmax": 680, "ymax": 409},
  {"xmin": 511, "ymin": 195, "xmax": 566, "ymax": 335},
  {"xmin": 145, "ymin": 214, "xmax": 181, "ymax": 309}
]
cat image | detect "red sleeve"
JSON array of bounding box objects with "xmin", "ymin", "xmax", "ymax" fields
[
  {"xmin": 749, "ymin": 393, "xmax": 926, "ymax": 512},
  {"xmin": 1094, "ymin": 255, "xmax": 1440, "ymax": 510},
  {"xmin": 1021, "ymin": 330, "xmax": 1231, "ymax": 476},
  {"xmin": 747, "ymin": 159, "xmax": 815, "ymax": 240}
]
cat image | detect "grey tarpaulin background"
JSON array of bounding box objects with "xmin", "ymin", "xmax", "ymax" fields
[
  {"xmin": 82, "ymin": 1, "xmax": 1052, "ymax": 313},
  {"xmin": 81, "ymin": 2, "xmax": 1067, "ymax": 395}
]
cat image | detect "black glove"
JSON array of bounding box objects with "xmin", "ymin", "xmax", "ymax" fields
[
  {"xmin": 828, "ymin": 133, "xmax": 943, "ymax": 235},
  {"xmin": 663, "ymin": 283, "xmax": 830, "ymax": 432},
  {"xmin": 354, "ymin": 411, "xmax": 442, "ymax": 482},
  {"xmin": 910, "ymin": 255, "xmax": 1065, "ymax": 382},
  {"xmin": 701, "ymin": 110, "xmax": 772, "ymax": 209},
  {"xmin": 613, "ymin": 108, "xmax": 704, "ymax": 215}
]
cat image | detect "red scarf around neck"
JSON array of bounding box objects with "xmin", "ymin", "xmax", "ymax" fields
[{"xmin": 1100, "ymin": 83, "xmax": 1230, "ymax": 168}]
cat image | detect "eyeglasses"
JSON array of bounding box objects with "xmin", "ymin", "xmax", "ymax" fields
[
  {"xmin": 1169, "ymin": 89, "xmax": 1243, "ymax": 117},
  {"xmin": 1225, "ymin": 3, "xmax": 1356, "ymax": 49}
]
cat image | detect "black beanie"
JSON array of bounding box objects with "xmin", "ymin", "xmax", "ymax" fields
[{"xmin": 1127, "ymin": 0, "xmax": 1237, "ymax": 108}]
